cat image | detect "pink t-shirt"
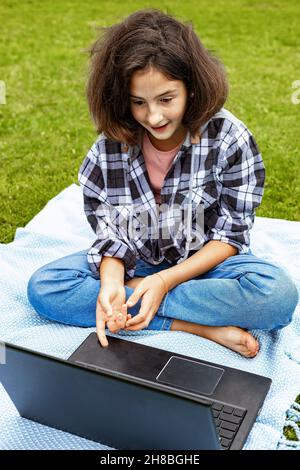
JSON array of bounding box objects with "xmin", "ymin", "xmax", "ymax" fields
[{"xmin": 142, "ymin": 131, "xmax": 184, "ymax": 204}]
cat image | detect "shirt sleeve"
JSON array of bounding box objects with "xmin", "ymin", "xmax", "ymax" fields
[
  {"xmin": 78, "ymin": 141, "xmax": 137, "ymax": 280},
  {"xmin": 205, "ymin": 129, "xmax": 265, "ymax": 253}
]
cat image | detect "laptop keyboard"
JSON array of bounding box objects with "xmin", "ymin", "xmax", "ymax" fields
[{"xmin": 211, "ymin": 402, "xmax": 246, "ymax": 450}]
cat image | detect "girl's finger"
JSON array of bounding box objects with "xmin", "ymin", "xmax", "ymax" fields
[
  {"xmin": 107, "ymin": 319, "xmax": 120, "ymax": 334},
  {"xmin": 125, "ymin": 312, "xmax": 146, "ymax": 327},
  {"xmin": 126, "ymin": 295, "xmax": 151, "ymax": 327},
  {"xmin": 96, "ymin": 317, "xmax": 109, "ymax": 347},
  {"xmin": 115, "ymin": 304, "xmax": 127, "ymax": 323},
  {"xmin": 125, "ymin": 310, "xmax": 154, "ymax": 331},
  {"xmin": 99, "ymin": 296, "xmax": 113, "ymax": 318},
  {"xmin": 126, "ymin": 286, "xmax": 145, "ymax": 308},
  {"xmin": 125, "ymin": 321, "xmax": 147, "ymax": 331}
]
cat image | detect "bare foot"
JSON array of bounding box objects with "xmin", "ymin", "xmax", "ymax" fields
[
  {"xmin": 171, "ymin": 321, "xmax": 259, "ymax": 358},
  {"xmin": 125, "ymin": 278, "xmax": 259, "ymax": 357}
]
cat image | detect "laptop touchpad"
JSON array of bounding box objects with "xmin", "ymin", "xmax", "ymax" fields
[{"xmin": 156, "ymin": 356, "xmax": 224, "ymax": 395}]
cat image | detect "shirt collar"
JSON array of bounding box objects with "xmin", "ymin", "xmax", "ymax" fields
[
  {"xmin": 121, "ymin": 112, "xmax": 213, "ymax": 159},
  {"xmin": 126, "ymin": 126, "xmax": 203, "ymax": 163}
]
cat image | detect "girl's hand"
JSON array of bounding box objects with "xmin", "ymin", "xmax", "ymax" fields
[
  {"xmin": 124, "ymin": 274, "xmax": 168, "ymax": 331},
  {"xmin": 96, "ymin": 282, "xmax": 129, "ymax": 347}
]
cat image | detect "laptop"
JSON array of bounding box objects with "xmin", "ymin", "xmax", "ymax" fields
[{"xmin": 0, "ymin": 333, "xmax": 271, "ymax": 450}]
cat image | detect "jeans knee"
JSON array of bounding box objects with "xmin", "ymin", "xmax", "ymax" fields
[
  {"xmin": 27, "ymin": 265, "xmax": 70, "ymax": 321},
  {"xmin": 27, "ymin": 268, "xmax": 41, "ymax": 306},
  {"xmin": 27, "ymin": 267, "xmax": 50, "ymax": 317},
  {"xmin": 27, "ymin": 265, "xmax": 97, "ymax": 327},
  {"xmin": 268, "ymin": 269, "xmax": 299, "ymax": 329}
]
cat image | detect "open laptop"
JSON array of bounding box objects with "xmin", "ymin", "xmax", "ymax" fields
[{"xmin": 0, "ymin": 333, "xmax": 271, "ymax": 450}]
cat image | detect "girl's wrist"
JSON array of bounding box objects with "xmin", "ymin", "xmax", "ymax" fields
[
  {"xmin": 154, "ymin": 272, "xmax": 169, "ymax": 295},
  {"xmin": 100, "ymin": 256, "xmax": 125, "ymax": 286},
  {"xmin": 101, "ymin": 278, "xmax": 124, "ymax": 288}
]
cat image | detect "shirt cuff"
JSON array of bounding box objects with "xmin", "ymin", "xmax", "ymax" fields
[
  {"xmin": 87, "ymin": 239, "xmax": 137, "ymax": 281},
  {"xmin": 205, "ymin": 233, "xmax": 250, "ymax": 254}
]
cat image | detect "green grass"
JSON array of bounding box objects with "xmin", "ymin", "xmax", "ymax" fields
[
  {"xmin": 284, "ymin": 394, "xmax": 300, "ymax": 441},
  {"xmin": 0, "ymin": 0, "xmax": 299, "ymax": 444},
  {"xmin": 0, "ymin": 0, "xmax": 300, "ymax": 244}
]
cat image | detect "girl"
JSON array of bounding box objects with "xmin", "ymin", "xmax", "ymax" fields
[{"xmin": 27, "ymin": 8, "xmax": 298, "ymax": 357}]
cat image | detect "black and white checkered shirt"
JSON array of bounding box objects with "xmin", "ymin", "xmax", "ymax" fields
[{"xmin": 78, "ymin": 108, "xmax": 265, "ymax": 280}]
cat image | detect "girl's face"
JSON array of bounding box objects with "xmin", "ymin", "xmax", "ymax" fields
[{"xmin": 129, "ymin": 67, "xmax": 188, "ymax": 151}]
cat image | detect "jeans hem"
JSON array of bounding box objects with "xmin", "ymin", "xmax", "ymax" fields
[
  {"xmin": 161, "ymin": 317, "xmax": 173, "ymax": 330},
  {"xmin": 156, "ymin": 290, "xmax": 170, "ymax": 317}
]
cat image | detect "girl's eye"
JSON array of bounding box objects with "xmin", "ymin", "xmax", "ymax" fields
[{"xmin": 131, "ymin": 98, "xmax": 173, "ymax": 106}]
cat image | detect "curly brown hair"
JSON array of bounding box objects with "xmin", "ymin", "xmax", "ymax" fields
[{"xmin": 86, "ymin": 8, "xmax": 228, "ymax": 145}]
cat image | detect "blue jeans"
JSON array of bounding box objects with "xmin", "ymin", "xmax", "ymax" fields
[{"xmin": 27, "ymin": 250, "xmax": 299, "ymax": 331}]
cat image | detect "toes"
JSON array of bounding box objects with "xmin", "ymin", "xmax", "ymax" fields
[
  {"xmin": 239, "ymin": 336, "xmax": 259, "ymax": 358},
  {"xmin": 245, "ymin": 341, "xmax": 259, "ymax": 358},
  {"xmin": 246, "ymin": 335, "xmax": 259, "ymax": 353}
]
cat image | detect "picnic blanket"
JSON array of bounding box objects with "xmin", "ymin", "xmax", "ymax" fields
[{"xmin": 0, "ymin": 183, "xmax": 299, "ymax": 450}]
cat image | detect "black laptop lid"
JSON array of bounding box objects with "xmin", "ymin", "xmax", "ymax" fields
[{"xmin": 0, "ymin": 342, "xmax": 221, "ymax": 450}]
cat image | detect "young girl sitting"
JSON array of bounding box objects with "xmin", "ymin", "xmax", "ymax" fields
[{"xmin": 27, "ymin": 8, "xmax": 298, "ymax": 357}]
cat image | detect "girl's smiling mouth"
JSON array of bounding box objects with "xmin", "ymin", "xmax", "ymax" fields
[{"xmin": 151, "ymin": 122, "xmax": 170, "ymax": 132}]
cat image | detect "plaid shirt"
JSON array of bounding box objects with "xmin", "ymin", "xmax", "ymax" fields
[{"xmin": 78, "ymin": 108, "xmax": 265, "ymax": 280}]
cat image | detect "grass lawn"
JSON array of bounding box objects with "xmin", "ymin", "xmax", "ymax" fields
[{"xmin": 0, "ymin": 0, "xmax": 299, "ymax": 444}]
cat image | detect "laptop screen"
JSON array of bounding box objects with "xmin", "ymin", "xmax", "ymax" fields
[{"xmin": 0, "ymin": 342, "xmax": 222, "ymax": 450}]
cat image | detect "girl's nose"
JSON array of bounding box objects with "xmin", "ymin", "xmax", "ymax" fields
[{"xmin": 147, "ymin": 108, "xmax": 164, "ymax": 127}]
